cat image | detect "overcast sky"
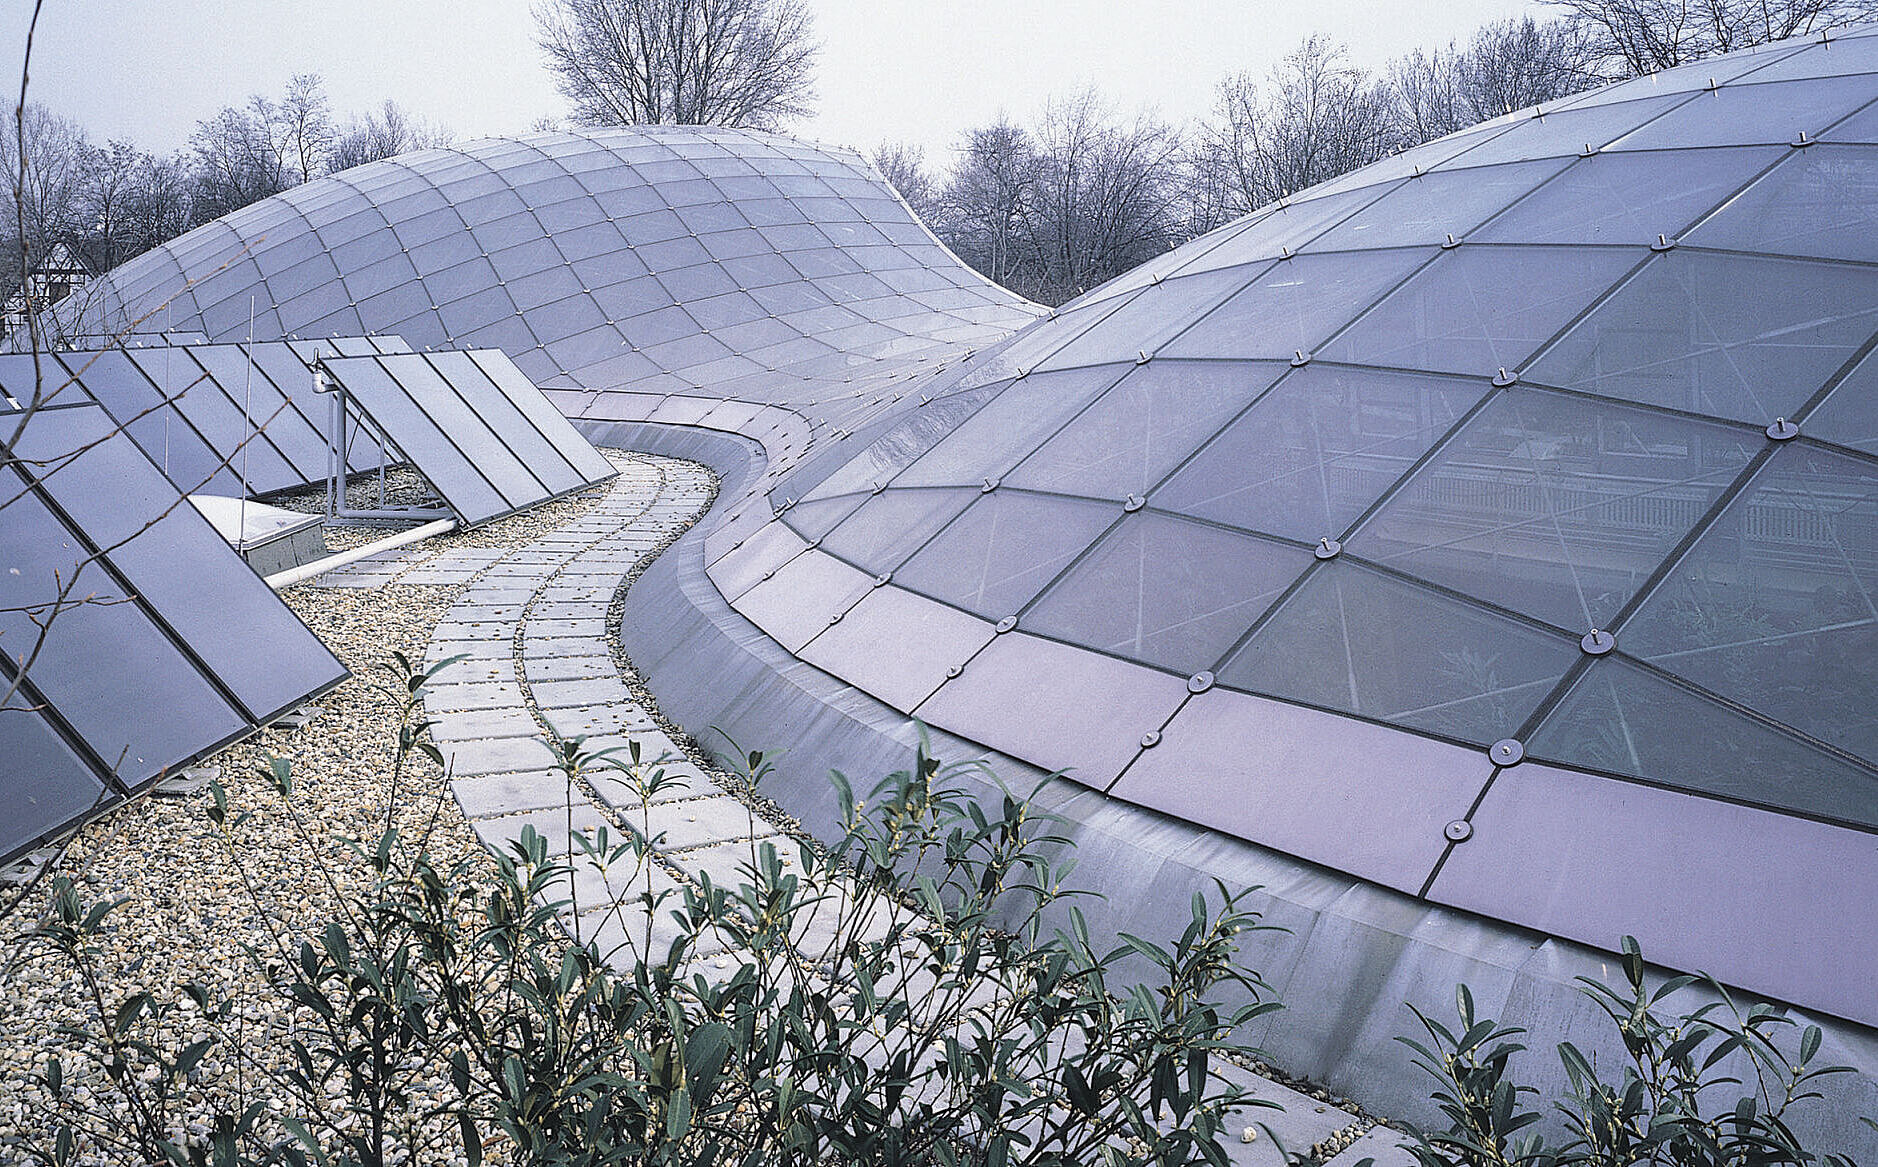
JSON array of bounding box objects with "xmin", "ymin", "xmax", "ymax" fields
[{"xmin": 7, "ymin": 0, "xmax": 1542, "ymax": 165}]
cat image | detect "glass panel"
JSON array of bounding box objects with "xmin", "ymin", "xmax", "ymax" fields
[
  {"xmin": 795, "ymin": 383, "xmax": 1008, "ymax": 501},
  {"xmin": 0, "ymin": 709, "xmax": 110, "ymax": 861},
  {"xmin": 1222, "ymin": 560, "xmax": 1577, "ymax": 744},
  {"xmin": 894, "ymin": 491, "xmax": 1118, "ymax": 618},
  {"xmin": 1625, "ymin": 443, "xmax": 1878, "ymax": 765},
  {"xmin": 465, "ymin": 350, "xmax": 617, "ymax": 482},
  {"xmin": 1682, "ymin": 145, "xmax": 1878, "ymax": 263},
  {"xmin": 1526, "ymin": 252, "xmax": 1878, "ymax": 423},
  {"xmin": 424, "ymin": 351, "xmax": 583, "ymax": 494},
  {"xmin": 1529, "ymin": 657, "xmax": 1878, "ymax": 827},
  {"xmin": 1352, "ymin": 390, "xmax": 1757, "ymax": 631},
  {"xmin": 125, "ymin": 348, "xmax": 300, "ymax": 491},
  {"xmin": 1610, "ymin": 76, "xmax": 1878, "ymax": 151},
  {"xmin": 1824, "ymin": 99, "xmax": 1878, "ymax": 144},
  {"xmin": 817, "ymin": 487, "xmax": 977, "ymax": 572},
  {"xmin": 0, "ymin": 469, "xmax": 245, "ymax": 786},
  {"xmin": 1473, "ymin": 146, "xmax": 1783, "ymax": 246},
  {"xmin": 1439, "ymin": 94, "xmax": 1687, "ymax": 168},
  {"xmin": 1036, "ymin": 267, "xmax": 1258, "ymax": 369},
  {"xmin": 1319, "ymin": 245, "xmax": 1641, "ymax": 376},
  {"xmin": 184, "ymin": 345, "xmax": 326, "ymax": 481},
  {"xmin": 1006, "ymin": 360, "xmax": 1282, "ymax": 501},
  {"xmin": 1803, "ymin": 348, "xmax": 1878, "ymax": 455},
  {"xmin": 14, "ymin": 406, "xmax": 345, "ymax": 723},
  {"xmin": 896, "ymin": 366, "xmax": 1124, "ymax": 488},
  {"xmin": 46, "ymin": 351, "xmax": 228, "ymax": 491},
  {"xmin": 323, "ymin": 357, "xmax": 511, "ymax": 523},
  {"xmin": 1156, "ymin": 365, "xmax": 1488, "ymax": 541},
  {"xmin": 1025, "ymin": 512, "xmax": 1312, "ymax": 674},
  {"xmin": 1311, "ymin": 159, "xmax": 1571, "ymax": 251},
  {"xmin": 1160, "ymin": 248, "xmax": 1433, "ymax": 361}
]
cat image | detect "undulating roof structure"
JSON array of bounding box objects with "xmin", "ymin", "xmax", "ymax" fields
[
  {"xmin": 727, "ymin": 26, "xmax": 1878, "ymax": 1030},
  {"xmin": 43, "ymin": 52, "xmax": 1878, "ymax": 1139}
]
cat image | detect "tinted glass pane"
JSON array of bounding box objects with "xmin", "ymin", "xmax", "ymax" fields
[
  {"xmin": 1161, "ymin": 249, "xmax": 1433, "ymax": 361},
  {"xmin": 1320, "ymin": 245, "xmax": 1640, "ymax": 376},
  {"xmin": 1311, "ymin": 159, "xmax": 1570, "ymax": 251},
  {"xmin": 1224, "ymin": 560, "xmax": 1576, "ymax": 743},
  {"xmin": 1025, "ymin": 513, "xmax": 1312, "ymax": 674},
  {"xmin": 1610, "ymin": 76, "xmax": 1878, "ymax": 151},
  {"xmin": 13, "ymin": 406, "xmax": 345, "ymax": 722},
  {"xmin": 1802, "ymin": 348, "xmax": 1878, "ymax": 455},
  {"xmin": 0, "ymin": 464, "xmax": 245, "ymax": 785},
  {"xmin": 1683, "ymin": 144, "xmax": 1878, "ymax": 263},
  {"xmin": 0, "ymin": 708, "xmax": 109, "ymax": 862},
  {"xmin": 1529, "ymin": 657, "xmax": 1878, "ymax": 827},
  {"xmin": 425, "ymin": 351, "xmax": 584, "ymax": 494},
  {"xmin": 1625, "ymin": 444, "xmax": 1878, "ymax": 765},
  {"xmin": 795, "ymin": 383, "xmax": 1007, "ymax": 501},
  {"xmin": 1005, "ymin": 361, "xmax": 1282, "ymax": 501},
  {"xmin": 465, "ymin": 350, "xmax": 618, "ymax": 482},
  {"xmin": 321, "ymin": 357, "xmax": 510, "ymax": 524},
  {"xmin": 1473, "ymin": 146, "xmax": 1782, "ymax": 245},
  {"xmin": 817, "ymin": 488, "xmax": 977, "ymax": 573},
  {"xmin": 1441, "ymin": 95, "xmax": 1686, "ymax": 167},
  {"xmin": 1352, "ymin": 390, "xmax": 1757, "ymax": 631},
  {"xmin": 1156, "ymin": 365, "xmax": 1487, "ymax": 541},
  {"xmin": 1526, "ymin": 252, "xmax": 1878, "ymax": 423},
  {"xmin": 894, "ymin": 492, "xmax": 1118, "ymax": 618},
  {"xmin": 896, "ymin": 367, "xmax": 1122, "ymax": 488}
]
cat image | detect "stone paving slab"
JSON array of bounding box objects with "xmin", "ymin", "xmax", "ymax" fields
[
  {"xmin": 540, "ymin": 702, "xmax": 656, "ymax": 738},
  {"xmin": 442, "ymin": 736, "xmax": 558, "ymax": 776},
  {"xmin": 471, "ymin": 803, "xmax": 609, "ymax": 859},
  {"xmin": 530, "ymin": 677, "xmax": 633, "ymax": 708},
  {"xmin": 430, "ymin": 706, "xmax": 538, "ymax": 742},
  {"xmin": 427, "ymin": 658, "xmax": 517, "ymax": 686},
  {"xmin": 645, "ymin": 795, "xmax": 777, "ymax": 851},
  {"xmin": 522, "ymin": 635, "xmax": 609, "ymax": 658},
  {"xmin": 524, "ymin": 655, "xmax": 616, "ymax": 682},
  {"xmin": 425, "ymin": 681, "xmax": 527, "ymax": 712},
  {"xmin": 451, "ymin": 770, "xmax": 573, "ymax": 818},
  {"xmin": 426, "ymin": 637, "xmax": 512, "ymax": 660}
]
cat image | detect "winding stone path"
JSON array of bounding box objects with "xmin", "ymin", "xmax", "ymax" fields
[{"xmin": 309, "ymin": 448, "xmax": 1408, "ymax": 1167}]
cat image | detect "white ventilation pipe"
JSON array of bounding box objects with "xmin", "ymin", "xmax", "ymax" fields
[{"xmin": 264, "ymin": 518, "xmax": 458, "ymax": 590}]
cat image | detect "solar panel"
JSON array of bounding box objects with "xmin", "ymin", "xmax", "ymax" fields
[
  {"xmin": 0, "ymin": 400, "xmax": 349, "ymax": 866},
  {"xmin": 318, "ymin": 350, "xmax": 616, "ymax": 527},
  {"xmin": 0, "ymin": 342, "xmax": 397, "ymax": 498}
]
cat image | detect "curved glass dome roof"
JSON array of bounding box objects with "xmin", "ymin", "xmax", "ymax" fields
[
  {"xmin": 67, "ymin": 127, "xmax": 1040, "ymax": 434},
  {"xmin": 731, "ymin": 27, "xmax": 1878, "ymax": 1023}
]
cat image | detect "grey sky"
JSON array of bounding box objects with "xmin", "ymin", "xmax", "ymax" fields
[{"xmin": 9, "ymin": 0, "xmax": 1541, "ymax": 164}]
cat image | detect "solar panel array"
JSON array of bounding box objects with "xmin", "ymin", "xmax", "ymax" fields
[
  {"xmin": 1, "ymin": 400, "xmax": 349, "ymax": 865},
  {"xmin": 320, "ymin": 349, "xmax": 617, "ymax": 526},
  {"xmin": 0, "ymin": 337, "xmax": 407, "ymax": 498}
]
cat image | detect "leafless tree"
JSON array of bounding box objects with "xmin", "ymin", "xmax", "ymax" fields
[
  {"xmin": 1024, "ymin": 92, "xmax": 1183, "ymax": 301},
  {"xmin": 278, "ymin": 73, "xmax": 335, "ymax": 184},
  {"xmin": 1545, "ymin": 0, "xmax": 1878, "ymax": 74},
  {"xmin": 535, "ymin": 0, "xmax": 818, "ymax": 129},
  {"xmin": 0, "ymin": 103, "xmax": 86, "ymax": 291},
  {"xmin": 1196, "ymin": 36, "xmax": 1399, "ymax": 217},
  {"xmin": 938, "ymin": 118, "xmax": 1038, "ymax": 294},
  {"xmin": 328, "ymin": 101, "xmax": 451, "ymax": 172},
  {"xmin": 871, "ymin": 140, "xmax": 942, "ymax": 227},
  {"xmin": 1389, "ymin": 17, "xmax": 1602, "ymax": 144}
]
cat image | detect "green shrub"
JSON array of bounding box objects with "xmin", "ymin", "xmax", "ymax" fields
[{"xmin": 1397, "ymin": 937, "xmax": 1865, "ymax": 1167}]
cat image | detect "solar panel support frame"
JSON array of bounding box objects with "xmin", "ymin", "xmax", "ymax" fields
[{"xmin": 314, "ymin": 358, "xmax": 451, "ymax": 526}]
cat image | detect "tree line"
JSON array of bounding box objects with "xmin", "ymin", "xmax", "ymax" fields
[
  {"xmin": 881, "ymin": 0, "xmax": 1877, "ymax": 304},
  {"xmin": 3, "ymin": 74, "xmax": 447, "ymax": 298},
  {"xmin": 11, "ymin": 0, "xmax": 1878, "ymax": 309}
]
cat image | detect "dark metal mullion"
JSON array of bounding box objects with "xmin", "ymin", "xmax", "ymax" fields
[{"xmin": 5, "ymin": 460, "xmax": 263, "ymax": 726}]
